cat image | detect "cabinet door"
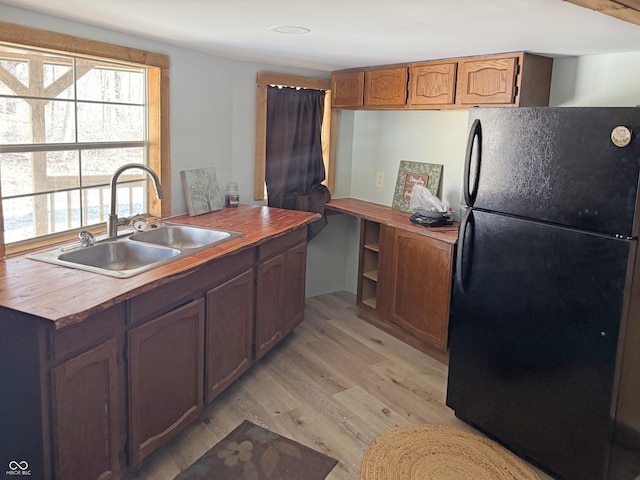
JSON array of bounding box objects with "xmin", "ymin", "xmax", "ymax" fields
[
  {"xmin": 389, "ymin": 229, "xmax": 453, "ymax": 351},
  {"xmin": 128, "ymin": 299, "xmax": 205, "ymax": 465},
  {"xmin": 205, "ymin": 269, "xmax": 254, "ymax": 403},
  {"xmin": 283, "ymin": 242, "xmax": 307, "ymax": 335},
  {"xmin": 255, "ymin": 253, "xmax": 285, "ymax": 360},
  {"xmin": 456, "ymin": 56, "xmax": 518, "ymax": 105},
  {"xmin": 331, "ymin": 70, "xmax": 364, "ymax": 108},
  {"xmin": 409, "ymin": 62, "xmax": 457, "ymax": 107},
  {"xmin": 51, "ymin": 338, "xmax": 124, "ymax": 480},
  {"xmin": 364, "ymin": 67, "xmax": 408, "ymax": 107}
]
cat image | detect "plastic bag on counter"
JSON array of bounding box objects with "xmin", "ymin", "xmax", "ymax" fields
[{"xmin": 409, "ymin": 184, "xmax": 448, "ymax": 212}]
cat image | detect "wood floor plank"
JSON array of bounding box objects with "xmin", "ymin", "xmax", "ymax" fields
[
  {"xmin": 333, "ymin": 384, "xmax": 411, "ymax": 433},
  {"xmin": 126, "ymin": 291, "xmax": 554, "ymax": 480}
]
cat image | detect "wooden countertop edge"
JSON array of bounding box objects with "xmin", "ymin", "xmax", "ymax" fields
[
  {"xmin": 0, "ymin": 205, "xmax": 320, "ymax": 328},
  {"xmin": 326, "ymin": 197, "xmax": 459, "ymax": 244}
]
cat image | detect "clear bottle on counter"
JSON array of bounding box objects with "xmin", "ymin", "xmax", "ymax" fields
[{"xmin": 224, "ymin": 181, "xmax": 239, "ymax": 207}]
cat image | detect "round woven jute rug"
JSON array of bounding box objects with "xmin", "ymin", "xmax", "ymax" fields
[{"xmin": 361, "ymin": 424, "xmax": 540, "ymax": 480}]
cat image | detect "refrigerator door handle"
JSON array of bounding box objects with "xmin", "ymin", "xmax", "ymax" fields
[
  {"xmin": 463, "ymin": 118, "xmax": 482, "ymax": 208},
  {"xmin": 455, "ymin": 207, "xmax": 473, "ymax": 294}
]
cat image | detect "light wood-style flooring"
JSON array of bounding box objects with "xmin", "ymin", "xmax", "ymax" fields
[{"xmin": 126, "ymin": 291, "xmax": 554, "ymax": 480}]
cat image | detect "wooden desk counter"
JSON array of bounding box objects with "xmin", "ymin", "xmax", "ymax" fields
[
  {"xmin": 326, "ymin": 197, "xmax": 458, "ymax": 244},
  {"xmin": 0, "ymin": 205, "xmax": 319, "ymax": 328}
]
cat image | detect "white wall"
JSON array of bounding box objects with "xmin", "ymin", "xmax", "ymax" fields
[
  {"xmin": 550, "ymin": 52, "xmax": 640, "ymax": 107},
  {"xmin": 349, "ymin": 110, "xmax": 469, "ymax": 211},
  {"xmin": 0, "ymin": 4, "xmax": 330, "ymax": 216},
  {"xmin": 305, "ymin": 109, "xmax": 358, "ymax": 297}
]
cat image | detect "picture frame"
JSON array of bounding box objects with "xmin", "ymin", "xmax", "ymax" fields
[
  {"xmin": 391, "ymin": 160, "xmax": 443, "ymax": 212},
  {"xmin": 180, "ymin": 167, "xmax": 223, "ymax": 216}
]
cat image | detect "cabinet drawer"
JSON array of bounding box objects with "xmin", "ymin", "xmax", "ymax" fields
[
  {"xmin": 258, "ymin": 228, "xmax": 306, "ymax": 261},
  {"xmin": 51, "ymin": 303, "xmax": 126, "ymax": 363},
  {"xmin": 129, "ymin": 249, "xmax": 253, "ymax": 326}
]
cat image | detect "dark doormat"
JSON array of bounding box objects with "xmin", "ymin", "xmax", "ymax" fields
[{"xmin": 175, "ymin": 420, "xmax": 338, "ymax": 480}]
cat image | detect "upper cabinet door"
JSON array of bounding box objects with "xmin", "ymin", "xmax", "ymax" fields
[
  {"xmin": 456, "ymin": 56, "xmax": 518, "ymax": 105},
  {"xmin": 364, "ymin": 67, "xmax": 408, "ymax": 107},
  {"xmin": 331, "ymin": 70, "xmax": 364, "ymax": 108},
  {"xmin": 409, "ymin": 62, "xmax": 457, "ymax": 107}
]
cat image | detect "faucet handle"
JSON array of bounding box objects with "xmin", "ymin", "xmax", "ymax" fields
[{"xmin": 79, "ymin": 230, "xmax": 96, "ymax": 247}]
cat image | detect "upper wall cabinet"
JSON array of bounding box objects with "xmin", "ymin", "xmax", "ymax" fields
[
  {"xmin": 364, "ymin": 66, "xmax": 408, "ymax": 107},
  {"xmin": 455, "ymin": 55, "xmax": 517, "ymax": 105},
  {"xmin": 332, "ymin": 70, "xmax": 364, "ymax": 108},
  {"xmin": 455, "ymin": 52, "xmax": 553, "ymax": 107},
  {"xmin": 331, "ymin": 51, "xmax": 553, "ymax": 111},
  {"xmin": 408, "ymin": 61, "xmax": 457, "ymax": 107}
]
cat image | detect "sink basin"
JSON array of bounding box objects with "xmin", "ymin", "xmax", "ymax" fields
[
  {"xmin": 129, "ymin": 224, "xmax": 243, "ymax": 250},
  {"xmin": 58, "ymin": 241, "xmax": 180, "ymax": 271},
  {"xmin": 29, "ymin": 239, "xmax": 180, "ymax": 278},
  {"xmin": 28, "ymin": 223, "xmax": 244, "ymax": 278},
  {"xmin": 28, "ymin": 241, "xmax": 180, "ymax": 278}
]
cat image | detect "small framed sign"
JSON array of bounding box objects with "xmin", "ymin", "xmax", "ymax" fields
[
  {"xmin": 181, "ymin": 167, "xmax": 223, "ymax": 216},
  {"xmin": 392, "ymin": 161, "xmax": 443, "ymax": 212}
]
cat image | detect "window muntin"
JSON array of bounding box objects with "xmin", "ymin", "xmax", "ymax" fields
[{"xmin": 0, "ymin": 43, "xmax": 152, "ymax": 246}]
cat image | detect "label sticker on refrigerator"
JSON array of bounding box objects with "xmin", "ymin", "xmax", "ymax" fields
[{"xmin": 611, "ymin": 126, "xmax": 632, "ymax": 147}]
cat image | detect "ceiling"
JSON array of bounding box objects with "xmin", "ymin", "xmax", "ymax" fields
[{"xmin": 3, "ymin": 0, "xmax": 640, "ymax": 71}]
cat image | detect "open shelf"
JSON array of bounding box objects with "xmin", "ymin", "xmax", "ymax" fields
[
  {"xmin": 358, "ymin": 220, "xmax": 381, "ymax": 311},
  {"xmin": 364, "ymin": 242, "xmax": 379, "ymax": 252},
  {"xmin": 363, "ymin": 270, "xmax": 378, "ymax": 282},
  {"xmin": 362, "ymin": 297, "xmax": 377, "ymax": 309}
]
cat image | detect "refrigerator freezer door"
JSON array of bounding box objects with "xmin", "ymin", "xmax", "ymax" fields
[
  {"xmin": 447, "ymin": 209, "xmax": 632, "ymax": 480},
  {"xmin": 466, "ymin": 107, "xmax": 640, "ymax": 237}
]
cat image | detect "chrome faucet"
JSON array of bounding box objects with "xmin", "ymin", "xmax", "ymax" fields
[{"xmin": 106, "ymin": 164, "xmax": 163, "ymax": 238}]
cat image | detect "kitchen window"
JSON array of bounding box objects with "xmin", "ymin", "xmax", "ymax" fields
[{"xmin": 0, "ymin": 22, "xmax": 170, "ymax": 257}]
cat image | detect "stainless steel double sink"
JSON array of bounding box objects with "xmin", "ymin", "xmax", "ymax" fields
[{"xmin": 28, "ymin": 223, "xmax": 243, "ymax": 278}]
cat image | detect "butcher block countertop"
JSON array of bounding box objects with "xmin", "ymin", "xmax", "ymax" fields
[
  {"xmin": 0, "ymin": 205, "xmax": 319, "ymax": 328},
  {"xmin": 326, "ymin": 197, "xmax": 459, "ymax": 244}
]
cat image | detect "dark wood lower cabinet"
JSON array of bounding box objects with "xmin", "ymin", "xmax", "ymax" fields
[
  {"xmin": 283, "ymin": 242, "xmax": 307, "ymax": 335},
  {"xmin": 0, "ymin": 224, "xmax": 310, "ymax": 480},
  {"xmin": 255, "ymin": 229, "xmax": 307, "ymax": 360},
  {"xmin": 255, "ymin": 253, "xmax": 285, "ymax": 359},
  {"xmin": 51, "ymin": 337, "xmax": 124, "ymax": 480},
  {"xmin": 388, "ymin": 229, "xmax": 453, "ymax": 351},
  {"xmin": 128, "ymin": 299, "xmax": 205, "ymax": 465},
  {"xmin": 205, "ymin": 269, "xmax": 254, "ymax": 403}
]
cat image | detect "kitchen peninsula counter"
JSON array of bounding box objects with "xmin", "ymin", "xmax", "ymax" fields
[
  {"xmin": 0, "ymin": 204, "xmax": 319, "ymax": 328},
  {"xmin": 0, "ymin": 204, "xmax": 320, "ymax": 480}
]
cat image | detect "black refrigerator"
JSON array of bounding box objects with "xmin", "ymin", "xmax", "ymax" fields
[{"xmin": 446, "ymin": 107, "xmax": 640, "ymax": 480}]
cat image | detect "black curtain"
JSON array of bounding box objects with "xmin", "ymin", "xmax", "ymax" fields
[{"xmin": 266, "ymin": 85, "xmax": 331, "ymax": 240}]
